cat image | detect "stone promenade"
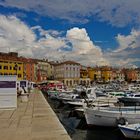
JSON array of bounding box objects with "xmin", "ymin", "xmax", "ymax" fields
[{"xmin": 0, "ymin": 89, "xmax": 71, "ymax": 140}]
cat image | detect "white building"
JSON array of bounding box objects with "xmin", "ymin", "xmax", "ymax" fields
[{"xmin": 54, "ymin": 61, "xmax": 80, "ymax": 87}]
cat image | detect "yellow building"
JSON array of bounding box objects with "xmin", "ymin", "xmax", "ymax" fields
[
  {"xmin": 87, "ymin": 67, "xmax": 94, "ymax": 81},
  {"xmin": 80, "ymin": 66, "xmax": 88, "ymax": 79},
  {"xmin": 0, "ymin": 52, "xmax": 24, "ymax": 80},
  {"xmin": 87, "ymin": 67, "xmax": 101, "ymax": 81},
  {"xmin": 101, "ymin": 66, "xmax": 112, "ymax": 82}
]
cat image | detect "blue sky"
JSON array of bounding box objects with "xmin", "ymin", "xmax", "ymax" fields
[{"xmin": 0, "ymin": 0, "xmax": 140, "ymax": 67}]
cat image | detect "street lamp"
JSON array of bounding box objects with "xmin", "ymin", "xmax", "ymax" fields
[
  {"xmin": 14, "ymin": 64, "xmax": 18, "ymax": 76},
  {"xmin": 23, "ymin": 72, "xmax": 26, "ymax": 80}
]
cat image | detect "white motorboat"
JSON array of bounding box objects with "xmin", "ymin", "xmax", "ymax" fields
[
  {"xmin": 64, "ymin": 87, "xmax": 118, "ymax": 107},
  {"xmin": 57, "ymin": 87, "xmax": 96, "ymax": 104},
  {"xmin": 84, "ymin": 106, "xmax": 140, "ymax": 127},
  {"xmin": 118, "ymin": 123, "xmax": 140, "ymax": 139},
  {"xmin": 66, "ymin": 98, "xmax": 93, "ymax": 107},
  {"xmin": 57, "ymin": 91, "xmax": 77, "ymax": 101},
  {"xmin": 118, "ymin": 92, "xmax": 140, "ymax": 104}
]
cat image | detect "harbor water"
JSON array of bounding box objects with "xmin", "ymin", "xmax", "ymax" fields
[{"xmin": 43, "ymin": 94, "xmax": 130, "ymax": 140}]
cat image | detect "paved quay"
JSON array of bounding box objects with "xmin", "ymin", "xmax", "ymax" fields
[{"xmin": 0, "ymin": 89, "xmax": 71, "ymax": 140}]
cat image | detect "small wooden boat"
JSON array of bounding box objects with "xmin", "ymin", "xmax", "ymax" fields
[{"xmin": 118, "ymin": 123, "xmax": 140, "ymax": 139}]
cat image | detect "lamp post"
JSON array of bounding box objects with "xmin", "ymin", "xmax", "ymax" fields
[
  {"xmin": 23, "ymin": 72, "xmax": 26, "ymax": 80},
  {"xmin": 14, "ymin": 64, "xmax": 18, "ymax": 77}
]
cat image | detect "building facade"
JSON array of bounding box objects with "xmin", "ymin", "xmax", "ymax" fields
[
  {"xmin": 23, "ymin": 58, "xmax": 37, "ymax": 82},
  {"xmin": 36, "ymin": 59, "xmax": 53, "ymax": 82},
  {"xmin": 46, "ymin": 61, "xmax": 55, "ymax": 80},
  {"xmin": 0, "ymin": 52, "xmax": 24, "ymax": 80},
  {"xmin": 80, "ymin": 65, "xmax": 90, "ymax": 86},
  {"xmin": 101, "ymin": 66, "xmax": 112, "ymax": 82},
  {"xmin": 136, "ymin": 70, "xmax": 140, "ymax": 82},
  {"xmin": 125, "ymin": 69, "xmax": 138, "ymax": 82},
  {"xmin": 54, "ymin": 61, "xmax": 80, "ymax": 87}
]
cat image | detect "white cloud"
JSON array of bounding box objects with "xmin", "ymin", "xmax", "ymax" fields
[
  {"xmin": 1, "ymin": 0, "xmax": 140, "ymax": 27},
  {"xmin": 66, "ymin": 27, "xmax": 109, "ymax": 66},
  {"xmin": 0, "ymin": 15, "xmax": 35, "ymax": 56},
  {"xmin": 0, "ymin": 15, "xmax": 140, "ymax": 67},
  {"xmin": 0, "ymin": 15, "xmax": 109, "ymax": 66},
  {"xmin": 115, "ymin": 29, "xmax": 140, "ymax": 52},
  {"xmin": 103, "ymin": 29, "xmax": 140, "ymax": 67}
]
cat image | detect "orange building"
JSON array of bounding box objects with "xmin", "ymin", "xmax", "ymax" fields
[
  {"xmin": 23, "ymin": 58, "xmax": 37, "ymax": 82},
  {"xmin": 126, "ymin": 69, "xmax": 138, "ymax": 82}
]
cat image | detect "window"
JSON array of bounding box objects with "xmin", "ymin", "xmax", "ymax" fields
[
  {"xmin": 135, "ymin": 95, "xmax": 140, "ymax": 97},
  {"xmin": 9, "ymin": 66, "xmax": 12, "ymax": 70},
  {"xmin": 13, "ymin": 65, "xmax": 18, "ymax": 70},
  {"xmin": 0, "ymin": 65, "xmax": 2, "ymax": 69},
  {"xmin": 4, "ymin": 66, "xmax": 8, "ymax": 70},
  {"xmin": 18, "ymin": 74, "xmax": 21, "ymax": 78}
]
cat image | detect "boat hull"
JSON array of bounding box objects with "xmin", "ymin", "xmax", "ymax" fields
[
  {"xmin": 119, "ymin": 97, "xmax": 140, "ymax": 103},
  {"xmin": 84, "ymin": 107, "xmax": 140, "ymax": 127},
  {"xmin": 119, "ymin": 125, "xmax": 140, "ymax": 139}
]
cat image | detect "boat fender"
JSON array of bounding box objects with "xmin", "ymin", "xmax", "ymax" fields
[{"xmin": 116, "ymin": 117, "xmax": 127, "ymax": 125}]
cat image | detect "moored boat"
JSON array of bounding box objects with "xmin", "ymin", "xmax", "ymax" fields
[
  {"xmin": 84, "ymin": 106, "xmax": 140, "ymax": 127},
  {"xmin": 118, "ymin": 92, "xmax": 140, "ymax": 104},
  {"xmin": 118, "ymin": 123, "xmax": 140, "ymax": 139}
]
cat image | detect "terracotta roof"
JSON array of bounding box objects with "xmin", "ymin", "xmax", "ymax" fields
[
  {"xmin": 55, "ymin": 61, "xmax": 80, "ymax": 66},
  {"xmin": 0, "ymin": 52, "xmax": 37, "ymax": 64}
]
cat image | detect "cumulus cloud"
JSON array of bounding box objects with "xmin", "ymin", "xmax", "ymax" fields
[
  {"xmin": 1, "ymin": 0, "xmax": 140, "ymax": 27},
  {"xmin": 0, "ymin": 14, "xmax": 140, "ymax": 67},
  {"xmin": 66, "ymin": 27, "xmax": 109, "ymax": 66},
  {"xmin": 0, "ymin": 15, "xmax": 109, "ymax": 66},
  {"xmin": 66, "ymin": 27, "xmax": 101, "ymax": 55},
  {"xmin": 0, "ymin": 15, "xmax": 35, "ymax": 56},
  {"xmin": 103, "ymin": 29, "xmax": 140, "ymax": 67},
  {"xmin": 115, "ymin": 29, "xmax": 140, "ymax": 52}
]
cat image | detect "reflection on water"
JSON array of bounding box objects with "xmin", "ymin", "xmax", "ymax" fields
[
  {"xmin": 72, "ymin": 128, "xmax": 124, "ymax": 140},
  {"xmin": 44, "ymin": 95, "xmax": 129, "ymax": 140},
  {"xmin": 85, "ymin": 127, "xmax": 126, "ymax": 140}
]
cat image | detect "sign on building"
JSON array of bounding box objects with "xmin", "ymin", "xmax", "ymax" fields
[{"xmin": 0, "ymin": 75, "xmax": 17, "ymax": 109}]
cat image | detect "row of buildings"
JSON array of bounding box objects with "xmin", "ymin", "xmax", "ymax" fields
[{"xmin": 0, "ymin": 52, "xmax": 140, "ymax": 87}]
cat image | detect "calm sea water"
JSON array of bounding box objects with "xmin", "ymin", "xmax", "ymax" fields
[{"xmin": 44, "ymin": 94, "xmax": 129, "ymax": 140}]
